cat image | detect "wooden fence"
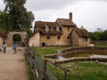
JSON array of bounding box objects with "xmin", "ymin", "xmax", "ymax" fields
[
  {"xmin": 91, "ymin": 41, "xmax": 107, "ymax": 45},
  {"xmin": 25, "ymin": 45, "xmax": 58, "ymax": 80},
  {"xmin": 25, "ymin": 46, "xmax": 48, "ymax": 80},
  {"xmin": 25, "ymin": 45, "xmax": 83, "ymax": 80}
]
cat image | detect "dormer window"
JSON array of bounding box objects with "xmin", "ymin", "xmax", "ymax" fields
[
  {"xmin": 45, "ymin": 26, "xmax": 49, "ymax": 33},
  {"xmin": 56, "ymin": 26, "xmax": 60, "ymax": 32}
]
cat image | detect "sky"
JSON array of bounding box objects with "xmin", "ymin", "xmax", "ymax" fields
[{"xmin": 0, "ymin": 0, "xmax": 107, "ymax": 32}]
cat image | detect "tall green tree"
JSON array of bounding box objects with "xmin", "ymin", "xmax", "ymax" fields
[
  {"xmin": 3, "ymin": 0, "xmax": 34, "ymax": 36},
  {"xmin": 0, "ymin": 11, "xmax": 9, "ymax": 31}
]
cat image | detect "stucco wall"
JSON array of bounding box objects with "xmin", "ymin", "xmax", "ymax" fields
[
  {"xmin": 29, "ymin": 33, "xmax": 40, "ymax": 47},
  {"xmin": 71, "ymin": 30, "xmax": 79, "ymax": 46},
  {"xmin": 79, "ymin": 38, "xmax": 90, "ymax": 47},
  {"xmin": 61, "ymin": 27, "xmax": 73, "ymax": 45},
  {"xmin": 40, "ymin": 27, "xmax": 73, "ymax": 46},
  {"xmin": 40, "ymin": 35, "xmax": 64, "ymax": 46},
  {"xmin": 71, "ymin": 30, "xmax": 90, "ymax": 47}
]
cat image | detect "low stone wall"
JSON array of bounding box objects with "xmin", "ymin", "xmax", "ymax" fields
[
  {"xmin": 54, "ymin": 57, "xmax": 107, "ymax": 64},
  {"xmin": 44, "ymin": 47, "xmax": 107, "ymax": 60},
  {"xmin": 60, "ymin": 47, "xmax": 107, "ymax": 55}
]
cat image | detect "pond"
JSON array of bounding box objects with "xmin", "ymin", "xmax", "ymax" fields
[{"xmin": 57, "ymin": 51, "xmax": 107, "ymax": 60}]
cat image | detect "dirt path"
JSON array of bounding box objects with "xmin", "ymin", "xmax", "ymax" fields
[{"xmin": 0, "ymin": 47, "xmax": 28, "ymax": 80}]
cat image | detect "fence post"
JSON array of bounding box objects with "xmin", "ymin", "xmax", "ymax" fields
[
  {"xmin": 65, "ymin": 69, "xmax": 67, "ymax": 80},
  {"xmin": 43, "ymin": 60, "xmax": 48, "ymax": 80}
]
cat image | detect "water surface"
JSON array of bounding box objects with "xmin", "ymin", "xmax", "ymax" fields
[{"xmin": 57, "ymin": 51, "xmax": 107, "ymax": 60}]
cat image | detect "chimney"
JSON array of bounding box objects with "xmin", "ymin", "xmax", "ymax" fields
[
  {"xmin": 81, "ymin": 26, "xmax": 84, "ymax": 29},
  {"xmin": 69, "ymin": 12, "xmax": 72, "ymax": 22}
]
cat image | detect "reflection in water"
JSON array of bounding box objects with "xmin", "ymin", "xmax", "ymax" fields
[
  {"xmin": 57, "ymin": 51, "xmax": 107, "ymax": 60},
  {"xmin": 90, "ymin": 55, "xmax": 107, "ymax": 58},
  {"xmin": 57, "ymin": 56, "xmax": 65, "ymax": 60}
]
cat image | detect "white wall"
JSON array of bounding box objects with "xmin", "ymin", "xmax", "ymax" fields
[{"xmin": 29, "ymin": 33, "xmax": 40, "ymax": 47}]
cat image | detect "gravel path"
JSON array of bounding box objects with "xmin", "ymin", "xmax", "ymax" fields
[{"xmin": 0, "ymin": 47, "xmax": 28, "ymax": 80}]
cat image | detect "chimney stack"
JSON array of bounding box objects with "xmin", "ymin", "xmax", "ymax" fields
[
  {"xmin": 69, "ymin": 12, "xmax": 72, "ymax": 22},
  {"xmin": 81, "ymin": 26, "xmax": 84, "ymax": 29}
]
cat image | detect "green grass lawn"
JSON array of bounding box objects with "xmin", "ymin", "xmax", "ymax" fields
[
  {"xmin": 49, "ymin": 62, "xmax": 107, "ymax": 80},
  {"xmin": 31, "ymin": 47, "xmax": 107, "ymax": 80},
  {"xmin": 31, "ymin": 47, "xmax": 68, "ymax": 57}
]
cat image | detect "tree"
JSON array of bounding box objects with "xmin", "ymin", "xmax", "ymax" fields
[
  {"xmin": 3, "ymin": 0, "xmax": 34, "ymax": 36},
  {"xmin": 0, "ymin": 11, "xmax": 9, "ymax": 31},
  {"xmin": 102, "ymin": 30, "xmax": 107, "ymax": 40},
  {"xmin": 91, "ymin": 28, "xmax": 107, "ymax": 41}
]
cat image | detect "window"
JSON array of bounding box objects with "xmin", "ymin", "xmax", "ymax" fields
[
  {"xmin": 67, "ymin": 27, "xmax": 70, "ymax": 32},
  {"xmin": 67, "ymin": 36, "xmax": 70, "ymax": 40},
  {"xmin": 47, "ymin": 36, "xmax": 50, "ymax": 40},
  {"xmin": 83, "ymin": 37, "xmax": 88, "ymax": 42},
  {"xmin": 57, "ymin": 36, "xmax": 61, "ymax": 40}
]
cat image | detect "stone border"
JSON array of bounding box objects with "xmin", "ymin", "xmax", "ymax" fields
[{"xmin": 44, "ymin": 47, "xmax": 107, "ymax": 63}]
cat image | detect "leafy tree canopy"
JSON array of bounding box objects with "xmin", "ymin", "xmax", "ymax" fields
[
  {"xmin": 2, "ymin": 0, "xmax": 34, "ymax": 36},
  {"xmin": 0, "ymin": 11, "xmax": 8, "ymax": 31},
  {"xmin": 91, "ymin": 28, "xmax": 107, "ymax": 41}
]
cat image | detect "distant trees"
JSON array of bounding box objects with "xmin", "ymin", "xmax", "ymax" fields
[{"xmin": 91, "ymin": 28, "xmax": 107, "ymax": 41}]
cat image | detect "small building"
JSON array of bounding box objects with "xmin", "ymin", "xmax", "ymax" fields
[
  {"xmin": 70, "ymin": 27, "xmax": 90, "ymax": 46},
  {"xmin": 29, "ymin": 13, "xmax": 90, "ymax": 47},
  {"xmin": 0, "ymin": 29, "xmax": 7, "ymax": 46}
]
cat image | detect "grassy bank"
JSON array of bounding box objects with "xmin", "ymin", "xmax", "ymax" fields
[
  {"xmin": 25, "ymin": 54, "xmax": 35, "ymax": 80},
  {"xmin": 31, "ymin": 47, "xmax": 107, "ymax": 80},
  {"xmin": 31, "ymin": 47, "xmax": 68, "ymax": 58}
]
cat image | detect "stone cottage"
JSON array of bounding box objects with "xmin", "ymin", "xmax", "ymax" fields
[
  {"xmin": 29, "ymin": 13, "xmax": 90, "ymax": 47},
  {"xmin": 0, "ymin": 29, "xmax": 7, "ymax": 46}
]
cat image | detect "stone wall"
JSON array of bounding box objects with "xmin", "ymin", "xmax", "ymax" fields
[
  {"xmin": 7, "ymin": 31, "xmax": 27, "ymax": 46},
  {"xmin": 44, "ymin": 47, "xmax": 107, "ymax": 59}
]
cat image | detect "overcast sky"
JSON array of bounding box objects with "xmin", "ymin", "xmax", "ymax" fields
[{"xmin": 0, "ymin": 0, "xmax": 107, "ymax": 32}]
